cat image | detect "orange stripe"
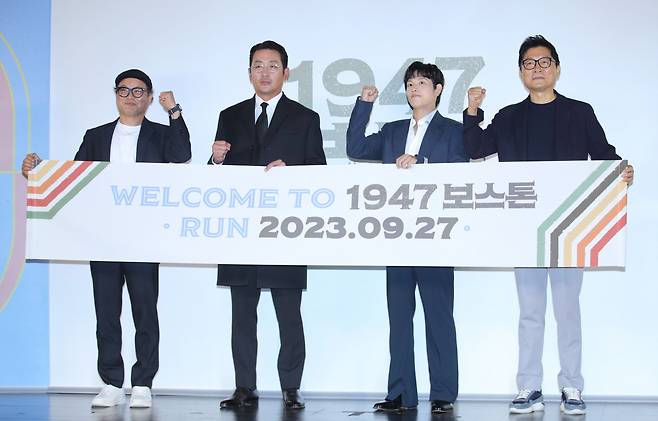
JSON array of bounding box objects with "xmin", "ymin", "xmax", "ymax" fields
[
  {"xmin": 27, "ymin": 160, "xmax": 75, "ymax": 194},
  {"xmin": 576, "ymin": 195, "xmax": 627, "ymax": 266},
  {"xmin": 27, "ymin": 161, "xmax": 93, "ymax": 208},
  {"xmin": 563, "ymin": 181, "xmax": 626, "ymax": 266}
]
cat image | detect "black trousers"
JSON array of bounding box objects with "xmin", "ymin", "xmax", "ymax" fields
[
  {"xmin": 90, "ymin": 261, "xmax": 159, "ymax": 388},
  {"xmin": 230, "ymin": 285, "xmax": 305, "ymax": 390}
]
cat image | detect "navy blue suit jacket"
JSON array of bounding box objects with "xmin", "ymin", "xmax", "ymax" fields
[
  {"xmin": 346, "ymin": 99, "xmax": 468, "ymax": 164},
  {"xmin": 462, "ymin": 92, "xmax": 620, "ymax": 162}
]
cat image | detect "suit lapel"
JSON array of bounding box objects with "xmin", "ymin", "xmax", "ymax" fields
[
  {"xmin": 553, "ymin": 93, "xmax": 570, "ymax": 159},
  {"xmin": 98, "ymin": 119, "xmax": 117, "ymax": 161},
  {"xmin": 264, "ymin": 94, "xmax": 291, "ymax": 144},
  {"xmin": 418, "ymin": 112, "xmax": 446, "ymax": 159},
  {"xmin": 136, "ymin": 118, "xmax": 154, "ymax": 162},
  {"xmin": 393, "ymin": 122, "xmax": 408, "ymax": 158},
  {"xmin": 242, "ymin": 96, "xmax": 257, "ymax": 142},
  {"xmin": 514, "ymin": 97, "xmax": 530, "ymax": 161}
]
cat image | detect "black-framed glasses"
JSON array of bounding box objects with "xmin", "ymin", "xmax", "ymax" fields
[
  {"xmin": 114, "ymin": 86, "xmax": 147, "ymax": 98},
  {"xmin": 522, "ymin": 57, "xmax": 555, "ymax": 70},
  {"xmin": 250, "ymin": 63, "xmax": 282, "ymax": 74}
]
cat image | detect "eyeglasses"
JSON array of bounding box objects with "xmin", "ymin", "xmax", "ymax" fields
[
  {"xmin": 522, "ymin": 57, "xmax": 555, "ymax": 70},
  {"xmin": 115, "ymin": 86, "xmax": 147, "ymax": 98},
  {"xmin": 250, "ymin": 63, "xmax": 282, "ymax": 74}
]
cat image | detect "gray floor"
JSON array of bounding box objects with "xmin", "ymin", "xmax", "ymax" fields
[{"xmin": 0, "ymin": 394, "xmax": 656, "ymax": 421}]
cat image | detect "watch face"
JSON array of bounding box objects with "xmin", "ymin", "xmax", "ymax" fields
[{"xmin": 169, "ymin": 104, "xmax": 181, "ymax": 115}]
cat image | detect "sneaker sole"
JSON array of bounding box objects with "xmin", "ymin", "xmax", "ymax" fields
[
  {"xmin": 509, "ymin": 402, "xmax": 544, "ymax": 414},
  {"xmin": 560, "ymin": 403, "xmax": 586, "ymax": 415}
]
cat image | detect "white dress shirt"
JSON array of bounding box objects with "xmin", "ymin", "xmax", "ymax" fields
[
  {"xmin": 255, "ymin": 91, "xmax": 283, "ymax": 124},
  {"xmin": 405, "ymin": 108, "xmax": 437, "ymax": 156}
]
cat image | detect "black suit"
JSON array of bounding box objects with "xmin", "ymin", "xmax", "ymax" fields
[
  {"xmin": 75, "ymin": 116, "xmax": 191, "ymax": 388},
  {"xmin": 209, "ymin": 94, "xmax": 325, "ymax": 390}
]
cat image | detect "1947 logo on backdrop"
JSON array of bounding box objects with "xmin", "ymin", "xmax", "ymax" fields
[{"xmin": 288, "ymin": 57, "xmax": 485, "ymax": 158}]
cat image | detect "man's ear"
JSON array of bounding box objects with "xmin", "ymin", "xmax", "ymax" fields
[
  {"xmin": 435, "ymin": 83, "xmax": 443, "ymax": 96},
  {"xmin": 283, "ymin": 67, "xmax": 290, "ymax": 82}
]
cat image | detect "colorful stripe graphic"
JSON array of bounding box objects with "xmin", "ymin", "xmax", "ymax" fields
[
  {"xmin": 536, "ymin": 160, "xmax": 627, "ymax": 268},
  {"xmin": 27, "ymin": 160, "xmax": 108, "ymax": 220}
]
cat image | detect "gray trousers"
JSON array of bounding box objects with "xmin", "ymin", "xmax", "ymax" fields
[{"xmin": 514, "ymin": 268, "xmax": 584, "ymax": 391}]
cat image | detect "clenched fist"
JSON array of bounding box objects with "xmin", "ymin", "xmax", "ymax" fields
[
  {"xmin": 212, "ymin": 140, "xmax": 231, "ymax": 164},
  {"xmin": 360, "ymin": 85, "xmax": 379, "ymax": 103},
  {"xmin": 158, "ymin": 91, "xmax": 179, "ymax": 117},
  {"xmin": 467, "ymin": 86, "xmax": 487, "ymax": 116},
  {"xmin": 21, "ymin": 152, "xmax": 41, "ymax": 178}
]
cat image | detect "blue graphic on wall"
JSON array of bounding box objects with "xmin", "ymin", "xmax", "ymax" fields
[{"xmin": 0, "ymin": 0, "xmax": 51, "ymax": 387}]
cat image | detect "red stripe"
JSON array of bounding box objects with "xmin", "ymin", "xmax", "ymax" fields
[
  {"xmin": 590, "ymin": 214, "xmax": 627, "ymax": 267},
  {"xmin": 27, "ymin": 161, "xmax": 94, "ymax": 207}
]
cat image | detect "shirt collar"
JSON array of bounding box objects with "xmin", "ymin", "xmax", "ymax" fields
[
  {"xmin": 255, "ymin": 91, "xmax": 283, "ymax": 110},
  {"xmin": 411, "ymin": 108, "xmax": 438, "ymax": 128}
]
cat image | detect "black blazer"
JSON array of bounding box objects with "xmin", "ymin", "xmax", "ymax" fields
[
  {"xmin": 209, "ymin": 94, "xmax": 326, "ymax": 289},
  {"xmin": 462, "ymin": 92, "xmax": 620, "ymax": 161},
  {"xmin": 74, "ymin": 117, "xmax": 191, "ymax": 163}
]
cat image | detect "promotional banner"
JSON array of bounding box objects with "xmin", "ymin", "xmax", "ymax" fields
[{"xmin": 26, "ymin": 160, "xmax": 627, "ymax": 268}]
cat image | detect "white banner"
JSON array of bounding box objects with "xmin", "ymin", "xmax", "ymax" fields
[{"xmin": 25, "ymin": 160, "xmax": 627, "ymax": 268}]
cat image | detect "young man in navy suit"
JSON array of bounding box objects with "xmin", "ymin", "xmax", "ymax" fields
[
  {"xmin": 22, "ymin": 69, "xmax": 191, "ymax": 408},
  {"xmin": 209, "ymin": 41, "xmax": 326, "ymax": 410},
  {"xmin": 346, "ymin": 61, "xmax": 468, "ymax": 414}
]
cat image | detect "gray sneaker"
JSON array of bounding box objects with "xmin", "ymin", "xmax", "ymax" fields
[
  {"xmin": 560, "ymin": 387, "xmax": 586, "ymax": 415},
  {"xmin": 509, "ymin": 389, "xmax": 544, "ymax": 414}
]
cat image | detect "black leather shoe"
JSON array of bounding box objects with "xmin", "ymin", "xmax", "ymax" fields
[
  {"xmin": 282, "ymin": 389, "xmax": 305, "ymax": 409},
  {"xmin": 220, "ymin": 387, "xmax": 259, "ymax": 408},
  {"xmin": 431, "ymin": 400, "xmax": 454, "ymax": 413},
  {"xmin": 373, "ymin": 395, "xmax": 417, "ymax": 412}
]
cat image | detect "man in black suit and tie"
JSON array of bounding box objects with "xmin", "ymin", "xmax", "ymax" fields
[
  {"xmin": 22, "ymin": 69, "xmax": 191, "ymax": 409},
  {"xmin": 209, "ymin": 40, "xmax": 326, "ymax": 410}
]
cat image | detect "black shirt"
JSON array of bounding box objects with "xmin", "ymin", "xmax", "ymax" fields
[{"xmin": 526, "ymin": 99, "xmax": 557, "ymax": 161}]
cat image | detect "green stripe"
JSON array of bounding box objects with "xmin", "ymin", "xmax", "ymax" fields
[
  {"xmin": 27, "ymin": 162, "xmax": 108, "ymax": 220},
  {"xmin": 536, "ymin": 160, "xmax": 615, "ymax": 266}
]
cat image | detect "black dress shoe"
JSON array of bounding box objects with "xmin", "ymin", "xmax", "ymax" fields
[
  {"xmin": 431, "ymin": 400, "xmax": 454, "ymax": 413},
  {"xmin": 282, "ymin": 389, "xmax": 305, "ymax": 409},
  {"xmin": 220, "ymin": 387, "xmax": 259, "ymax": 408},
  {"xmin": 373, "ymin": 395, "xmax": 417, "ymax": 412}
]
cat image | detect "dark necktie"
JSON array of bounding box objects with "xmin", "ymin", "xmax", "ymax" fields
[{"xmin": 256, "ymin": 102, "xmax": 269, "ymax": 144}]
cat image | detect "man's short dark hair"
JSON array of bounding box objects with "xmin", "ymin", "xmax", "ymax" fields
[
  {"xmin": 249, "ymin": 40, "xmax": 288, "ymax": 69},
  {"xmin": 115, "ymin": 69, "xmax": 152, "ymax": 93},
  {"xmin": 518, "ymin": 35, "xmax": 560, "ymax": 68},
  {"xmin": 403, "ymin": 61, "xmax": 444, "ymax": 106}
]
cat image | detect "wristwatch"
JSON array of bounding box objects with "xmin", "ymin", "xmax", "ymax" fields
[{"xmin": 168, "ymin": 104, "xmax": 182, "ymax": 116}]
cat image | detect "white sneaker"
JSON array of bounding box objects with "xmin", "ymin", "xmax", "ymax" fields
[
  {"xmin": 91, "ymin": 384, "xmax": 125, "ymax": 407},
  {"xmin": 129, "ymin": 386, "xmax": 152, "ymax": 408},
  {"xmin": 560, "ymin": 387, "xmax": 586, "ymax": 415}
]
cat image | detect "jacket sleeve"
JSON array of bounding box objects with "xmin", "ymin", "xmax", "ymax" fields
[
  {"xmin": 74, "ymin": 131, "xmax": 93, "ymax": 161},
  {"xmin": 345, "ymin": 99, "xmax": 385, "ymax": 161},
  {"xmin": 582, "ymin": 103, "xmax": 621, "ymax": 160},
  {"xmin": 164, "ymin": 115, "xmax": 191, "ymax": 163},
  {"xmin": 448, "ymin": 124, "xmax": 470, "ymax": 163},
  {"xmin": 462, "ymin": 108, "xmax": 499, "ymax": 159},
  {"xmin": 304, "ymin": 111, "xmax": 327, "ymax": 165}
]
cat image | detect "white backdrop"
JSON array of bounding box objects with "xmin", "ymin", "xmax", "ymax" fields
[{"xmin": 49, "ymin": 0, "xmax": 658, "ymax": 397}]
